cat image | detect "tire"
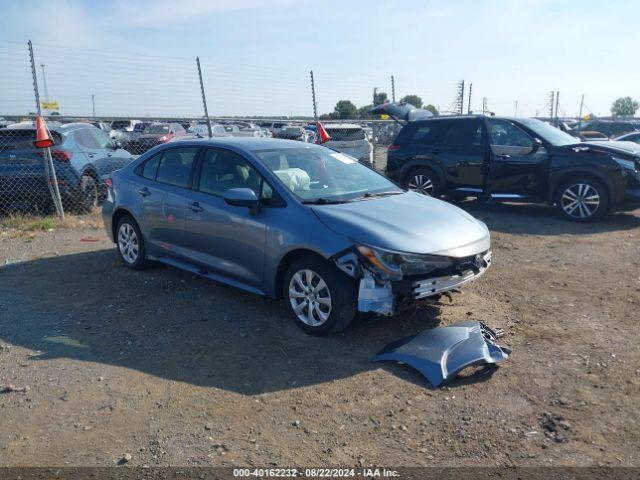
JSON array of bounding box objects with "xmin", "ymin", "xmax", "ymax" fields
[
  {"xmin": 78, "ymin": 174, "xmax": 99, "ymax": 213},
  {"xmin": 404, "ymin": 167, "xmax": 441, "ymax": 197},
  {"xmin": 116, "ymin": 215, "xmax": 151, "ymax": 270},
  {"xmin": 555, "ymin": 177, "xmax": 608, "ymax": 222},
  {"xmin": 283, "ymin": 255, "xmax": 357, "ymax": 335}
]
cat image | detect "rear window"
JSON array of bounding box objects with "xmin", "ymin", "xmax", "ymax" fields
[
  {"xmin": 145, "ymin": 124, "xmax": 170, "ymax": 134},
  {"xmin": 325, "ymin": 128, "xmax": 365, "ymax": 141},
  {"xmin": 0, "ymin": 130, "xmax": 62, "ymax": 151},
  {"xmin": 394, "ymin": 121, "xmax": 442, "ymax": 145}
]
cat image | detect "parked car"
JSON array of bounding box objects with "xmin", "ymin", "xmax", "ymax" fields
[
  {"xmin": 323, "ymin": 124, "xmax": 373, "ymax": 164},
  {"xmin": 123, "ymin": 122, "xmax": 186, "ymax": 155},
  {"xmin": 103, "ymin": 138, "xmax": 491, "ymax": 335},
  {"xmin": 614, "ymin": 131, "xmax": 640, "ymax": 144},
  {"xmin": 275, "ymin": 126, "xmax": 308, "ymax": 142},
  {"xmin": 186, "ymin": 124, "xmax": 230, "ymax": 138},
  {"xmin": 576, "ymin": 120, "xmax": 638, "ymax": 138},
  {"xmin": 0, "ymin": 123, "xmax": 133, "ymax": 213},
  {"xmin": 386, "ymin": 115, "xmax": 640, "ymax": 221},
  {"xmin": 109, "ymin": 119, "xmax": 142, "ymax": 136}
]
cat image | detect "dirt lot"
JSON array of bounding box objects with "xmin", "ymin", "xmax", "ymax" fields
[{"xmin": 1, "ymin": 203, "xmax": 639, "ymax": 468}]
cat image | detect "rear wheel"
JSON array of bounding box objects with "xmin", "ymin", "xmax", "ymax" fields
[
  {"xmin": 116, "ymin": 215, "xmax": 151, "ymax": 270},
  {"xmin": 283, "ymin": 255, "xmax": 357, "ymax": 335},
  {"xmin": 78, "ymin": 174, "xmax": 99, "ymax": 213},
  {"xmin": 405, "ymin": 167, "xmax": 441, "ymax": 197},
  {"xmin": 555, "ymin": 177, "xmax": 608, "ymax": 222}
]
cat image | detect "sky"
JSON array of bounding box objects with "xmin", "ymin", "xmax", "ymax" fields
[{"xmin": 0, "ymin": 0, "xmax": 638, "ymax": 118}]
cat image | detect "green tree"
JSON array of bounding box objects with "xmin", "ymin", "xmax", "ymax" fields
[
  {"xmin": 400, "ymin": 94, "xmax": 423, "ymax": 108},
  {"xmin": 611, "ymin": 96, "xmax": 639, "ymax": 117},
  {"xmin": 358, "ymin": 104, "xmax": 374, "ymax": 119},
  {"xmin": 334, "ymin": 100, "xmax": 357, "ymax": 119},
  {"xmin": 424, "ymin": 104, "xmax": 439, "ymax": 115},
  {"xmin": 373, "ymin": 91, "xmax": 388, "ymax": 106}
]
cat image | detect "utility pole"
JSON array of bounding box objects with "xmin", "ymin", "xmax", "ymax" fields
[
  {"xmin": 391, "ymin": 75, "xmax": 396, "ymax": 103},
  {"xmin": 373, "ymin": 87, "xmax": 378, "ymax": 106},
  {"xmin": 196, "ymin": 57, "xmax": 212, "ymax": 138},
  {"xmin": 457, "ymin": 80, "xmax": 465, "ymax": 115},
  {"xmin": 91, "ymin": 94, "xmax": 96, "ymax": 117},
  {"xmin": 578, "ymin": 94, "xmax": 584, "ymax": 130},
  {"xmin": 514, "ymin": 100, "xmax": 518, "ymax": 117},
  {"xmin": 548, "ymin": 91, "xmax": 555, "ymax": 121},
  {"xmin": 467, "ymin": 83, "xmax": 473, "ymax": 114},
  {"xmin": 310, "ymin": 70, "xmax": 318, "ymax": 122},
  {"xmin": 554, "ymin": 91, "xmax": 560, "ymax": 122},
  {"xmin": 482, "ymin": 97, "xmax": 488, "ymax": 115}
]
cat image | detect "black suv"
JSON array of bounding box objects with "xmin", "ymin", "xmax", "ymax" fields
[{"xmin": 386, "ymin": 116, "xmax": 640, "ymax": 221}]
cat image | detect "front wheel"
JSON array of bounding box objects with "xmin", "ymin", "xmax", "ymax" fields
[
  {"xmin": 283, "ymin": 255, "xmax": 357, "ymax": 335},
  {"xmin": 404, "ymin": 168, "xmax": 441, "ymax": 197},
  {"xmin": 555, "ymin": 178, "xmax": 608, "ymax": 222}
]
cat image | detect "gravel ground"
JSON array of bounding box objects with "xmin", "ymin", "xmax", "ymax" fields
[{"xmin": 1, "ymin": 202, "xmax": 639, "ymax": 468}]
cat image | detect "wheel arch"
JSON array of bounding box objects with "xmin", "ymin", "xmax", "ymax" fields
[
  {"xmin": 110, "ymin": 207, "xmax": 138, "ymax": 244},
  {"xmin": 548, "ymin": 169, "xmax": 613, "ymax": 206},
  {"xmin": 274, "ymin": 248, "xmax": 328, "ymax": 299}
]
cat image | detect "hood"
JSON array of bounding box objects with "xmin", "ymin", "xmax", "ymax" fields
[
  {"xmin": 312, "ymin": 192, "xmax": 490, "ymax": 257},
  {"xmin": 581, "ymin": 140, "xmax": 640, "ymax": 157}
]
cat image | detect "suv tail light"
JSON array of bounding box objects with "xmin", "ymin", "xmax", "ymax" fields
[{"xmin": 387, "ymin": 145, "xmax": 400, "ymax": 151}]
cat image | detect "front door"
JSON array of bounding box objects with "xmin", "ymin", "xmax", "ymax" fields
[
  {"xmin": 486, "ymin": 119, "xmax": 548, "ymax": 197},
  {"xmin": 185, "ymin": 147, "xmax": 270, "ymax": 289}
]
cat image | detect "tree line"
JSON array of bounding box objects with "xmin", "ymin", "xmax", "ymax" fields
[{"xmin": 319, "ymin": 93, "xmax": 438, "ymax": 120}]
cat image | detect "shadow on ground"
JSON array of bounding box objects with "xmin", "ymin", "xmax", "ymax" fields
[
  {"xmin": 0, "ymin": 249, "xmax": 497, "ymax": 395},
  {"xmin": 455, "ymin": 200, "xmax": 640, "ymax": 236}
]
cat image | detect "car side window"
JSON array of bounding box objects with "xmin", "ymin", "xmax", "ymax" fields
[
  {"xmin": 198, "ymin": 148, "xmax": 273, "ymax": 202},
  {"xmin": 141, "ymin": 153, "xmax": 161, "ymax": 180},
  {"xmin": 75, "ymin": 129, "xmax": 99, "ymax": 149},
  {"xmin": 442, "ymin": 121, "xmax": 483, "ymax": 146},
  {"xmin": 155, "ymin": 147, "xmax": 198, "ymax": 188},
  {"xmin": 488, "ymin": 120, "xmax": 533, "ymax": 147}
]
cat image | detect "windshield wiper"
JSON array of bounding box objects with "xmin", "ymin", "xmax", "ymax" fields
[
  {"xmin": 301, "ymin": 198, "xmax": 351, "ymax": 205},
  {"xmin": 353, "ymin": 191, "xmax": 404, "ymax": 201}
]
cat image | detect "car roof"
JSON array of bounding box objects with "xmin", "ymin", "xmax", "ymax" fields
[
  {"xmin": 324, "ymin": 123, "xmax": 362, "ymax": 129},
  {"xmin": 156, "ymin": 137, "xmax": 320, "ymax": 152}
]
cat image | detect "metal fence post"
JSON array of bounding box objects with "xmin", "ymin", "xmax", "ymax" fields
[
  {"xmin": 28, "ymin": 40, "xmax": 65, "ymax": 219},
  {"xmin": 196, "ymin": 57, "xmax": 212, "ymax": 138},
  {"xmin": 310, "ymin": 70, "xmax": 318, "ymax": 122}
]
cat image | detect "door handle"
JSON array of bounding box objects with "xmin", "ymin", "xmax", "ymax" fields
[
  {"xmin": 188, "ymin": 201, "xmax": 203, "ymax": 213},
  {"xmin": 138, "ymin": 187, "xmax": 151, "ymax": 197},
  {"xmin": 497, "ymin": 154, "xmax": 511, "ymax": 160}
]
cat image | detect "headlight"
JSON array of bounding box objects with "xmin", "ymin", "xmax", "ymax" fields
[
  {"xmin": 356, "ymin": 244, "xmax": 453, "ymax": 278},
  {"xmin": 613, "ymin": 156, "xmax": 638, "ymax": 172}
]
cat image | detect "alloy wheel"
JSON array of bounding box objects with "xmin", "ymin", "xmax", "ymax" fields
[
  {"xmin": 288, "ymin": 269, "xmax": 332, "ymax": 327},
  {"xmin": 407, "ymin": 174, "xmax": 434, "ymax": 196},
  {"xmin": 560, "ymin": 183, "xmax": 600, "ymax": 219},
  {"xmin": 118, "ymin": 223, "xmax": 139, "ymax": 264}
]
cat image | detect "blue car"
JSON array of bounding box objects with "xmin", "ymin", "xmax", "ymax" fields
[
  {"xmin": 102, "ymin": 138, "xmax": 491, "ymax": 335},
  {"xmin": 0, "ymin": 123, "xmax": 133, "ymax": 213}
]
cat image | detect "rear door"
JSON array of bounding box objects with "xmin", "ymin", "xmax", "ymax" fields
[
  {"xmin": 184, "ymin": 147, "xmax": 270, "ymax": 288},
  {"xmin": 135, "ymin": 146, "xmax": 200, "ymax": 258},
  {"xmin": 486, "ymin": 119, "xmax": 549, "ymax": 197},
  {"xmin": 435, "ymin": 118, "xmax": 486, "ymax": 191}
]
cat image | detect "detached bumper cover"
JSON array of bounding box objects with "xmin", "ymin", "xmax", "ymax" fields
[
  {"xmin": 413, "ymin": 251, "xmax": 491, "ymax": 299},
  {"xmin": 373, "ymin": 320, "xmax": 511, "ymax": 387}
]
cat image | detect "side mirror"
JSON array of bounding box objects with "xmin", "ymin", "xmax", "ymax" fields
[
  {"xmin": 223, "ymin": 188, "xmax": 259, "ymax": 210},
  {"xmin": 531, "ymin": 137, "xmax": 543, "ymax": 153}
]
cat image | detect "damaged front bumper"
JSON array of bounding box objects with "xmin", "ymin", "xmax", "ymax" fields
[{"xmin": 334, "ymin": 249, "xmax": 492, "ymax": 316}]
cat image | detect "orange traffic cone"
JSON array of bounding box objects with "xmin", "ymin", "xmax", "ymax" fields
[
  {"xmin": 34, "ymin": 116, "xmax": 54, "ymax": 148},
  {"xmin": 316, "ymin": 121, "xmax": 331, "ymax": 144}
]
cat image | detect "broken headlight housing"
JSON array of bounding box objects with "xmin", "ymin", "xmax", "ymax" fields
[{"xmin": 356, "ymin": 244, "xmax": 453, "ymax": 279}]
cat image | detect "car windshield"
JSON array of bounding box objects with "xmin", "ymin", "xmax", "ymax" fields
[
  {"xmin": 516, "ymin": 118, "xmax": 580, "ymax": 146},
  {"xmin": 253, "ymin": 146, "xmax": 402, "ymax": 203},
  {"xmin": 326, "ymin": 128, "xmax": 365, "ymax": 141},
  {"xmin": 144, "ymin": 124, "xmax": 170, "ymax": 134}
]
